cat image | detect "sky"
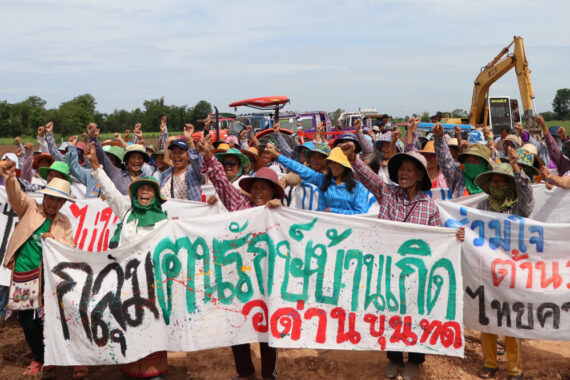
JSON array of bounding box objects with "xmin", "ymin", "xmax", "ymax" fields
[{"xmin": 1, "ymin": 0, "xmax": 569, "ymax": 118}]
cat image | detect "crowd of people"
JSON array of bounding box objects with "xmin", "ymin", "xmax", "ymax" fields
[{"xmin": 0, "ymin": 113, "xmax": 568, "ymax": 380}]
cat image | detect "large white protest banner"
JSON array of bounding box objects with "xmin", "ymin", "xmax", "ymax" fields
[
  {"xmin": 43, "ymin": 207, "xmax": 462, "ymax": 365},
  {"xmin": 438, "ymin": 201, "xmax": 570, "ymax": 340},
  {"xmin": 0, "ymin": 187, "xmax": 225, "ymax": 286}
]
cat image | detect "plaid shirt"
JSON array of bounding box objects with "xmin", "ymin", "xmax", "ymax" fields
[
  {"xmin": 202, "ymin": 155, "xmax": 252, "ymax": 211},
  {"xmin": 352, "ymin": 157, "xmax": 440, "ymax": 226}
]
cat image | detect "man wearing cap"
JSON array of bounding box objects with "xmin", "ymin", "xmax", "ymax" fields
[
  {"xmin": 160, "ymin": 127, "xmax": 203, "ymax": 201},
  {"xmin": 0, "ymin": 160, "xmax": 84, "ymax": 377},
  {"xmin": 433, "ymin": 123, "xmax": 493, "ymax": 198},
  {"xmin": 87, "ymin": 122, "xmax": 153, "ymax": 194}
]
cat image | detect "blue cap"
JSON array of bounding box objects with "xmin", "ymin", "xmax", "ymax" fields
[
  {"xmin": 549, "ymin": 126, "xmax": 561, "ymax": 138},
  {"xmin": 168, "ymin": 139, "xmax": 189, "ymax": 151}
]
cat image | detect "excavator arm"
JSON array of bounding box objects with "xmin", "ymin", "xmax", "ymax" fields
[{"xmin": 468, "ymin": 36, "xmax": 537, "ymax": 131}]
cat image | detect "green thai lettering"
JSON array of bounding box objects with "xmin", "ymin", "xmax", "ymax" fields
[
  {"xmin": 153, "ymin": 237, "xmax": 183, "ymax": 325},
  {"xmin": 427, "ymin": 258, "xmax": 457, "ymax": 320},
  {"xmin": 289, "ymin": 218, "xmax": 318, "ymax": 241},
  {"xmin": 248, "ymin": 233, "xmax": 277, "ymax": 296},
  {"xmin": 326, "ymin": 228, "xmax": 352, "ymax": 247},
  {"xmin": 364, "ymin": 254, "xmax": 386, "ymax": 311},
  {"xmin": 396, "ymin": 257, "xmax": 427, "ymax": 315},
  {"xmin": 213, "ymin": 233, "xmax": 253, "ymax": 304},
  {"xmin": 344, "ymin": 249, "xmax": 363, "ymax": 311}
]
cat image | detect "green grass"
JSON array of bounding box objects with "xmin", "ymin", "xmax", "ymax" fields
[
  {"xmin": 0, "ymin": 131, "xmax": 185, "ymax": 146},
  {"xmin": 546, "ymin": 120, "xmax": 570, "ymax": 134}
]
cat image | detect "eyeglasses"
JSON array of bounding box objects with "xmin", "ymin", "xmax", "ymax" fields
[{"xmin": 222, "ymin": 161, "xmax": 239, "ymax": 167}]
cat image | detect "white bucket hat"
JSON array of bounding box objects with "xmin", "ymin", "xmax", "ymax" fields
[{"xmin": 39, "ymin": 177, "xmax": 75, "ymax": 202}]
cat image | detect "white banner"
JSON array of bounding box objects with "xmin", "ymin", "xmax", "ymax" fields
[
  {"xmin": 43, "ymin": 207, "xmax": 462, "ymax": 365},
  {"xmin": 438, "ymin": 201, "xmax": 570, "ymax": 340},
  {"xmin": 0, "ymin": 187, "xmax": 226, "ymax": 286}
]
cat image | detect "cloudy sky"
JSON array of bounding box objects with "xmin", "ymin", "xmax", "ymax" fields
[{"xmin": 1, "ymin": 0, "xmax": 569, "ymax": 118}]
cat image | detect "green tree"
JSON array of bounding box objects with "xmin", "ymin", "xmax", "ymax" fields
[
  {"xmin": 191, "ymin": 100, "xmax": 213, "ymax": 125},
  {"xmin": 328, "ymin": 108, "xmax": 344, "ymax": 124},
  {"xmin": 539, "ymin": 111, "xmax": 557, "ymax": 121},
  {"xmin": 57, "ymin": 94, "xmax": 97, "ymax": 136},
  {"xmin": 143, "ymin": 97, "xmax": 170, "ymax": 132},
  {"xmin": 451, "ymin": 109, "xmax": 468, "ymax": 118},
  {"xmin": 552, "ymin": 88, "xmax": 570, "ymax": 120},
  {"xmin": 420, "ymin": 112, "xmax": 430, "ymax": 122}
]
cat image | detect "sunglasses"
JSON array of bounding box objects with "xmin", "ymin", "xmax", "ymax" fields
[{"xmin": 222, "ymin": 161, "xmax": 239, "ymax": 167}]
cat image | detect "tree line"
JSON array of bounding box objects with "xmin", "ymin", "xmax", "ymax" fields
[
  {"xmin": 0, "ymin": 94, "xmax": 217, "ymax": 138},
  {"xmin": 1, "ymin": 89, "xmax": 568, "ymax": 138}
]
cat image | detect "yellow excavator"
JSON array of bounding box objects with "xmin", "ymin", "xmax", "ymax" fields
[{"xmin": 467, "ymin": 35, "xmax": 539, "ymax": 138}]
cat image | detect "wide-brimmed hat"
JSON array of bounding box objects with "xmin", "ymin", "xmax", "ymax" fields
[
  {"xmin": 293, "ymin": 141, "xmax": 315, "ymax": 155},
  {"xmin": 418, "ymin": 141, "xmax": 436, "ymax": 155},
  {"xmin": 333, "ymin": 133, "xmax": 362, "ymax": 153},
  {"xmin": 238, "ymin": 167, "xmax": 285, "ymax": 200},
  {"xmin": 38, "ymin": 177, "xmax": 75, "ymax": 202},
  {"xmin": 215, "ymin": 148, "xmax": 250, "ymax": 169},
  {"xmin": 212, "ymin": 143, "xmax": 231, "ymax": 154},
  {"xmin": 457, "ymin": 143, "xmax": 492, "ymax": 166},
  {"xmin": 448, "ymin": 138, "xmax": 459, "ymax": 148},
  {"xmin": 324, "ymin": 147, "xmax": 352, "ymax": 171},
  {"xmin": 152, "ymin": 149, "xmax": 165, "ymax": 158},
  {"xmin": 519, "ymin": 143, "xmax": 544, "ymax": 168},
  {"xmin": 474, "ymin": 163, "xmax": 515, "ymax": 195},
  {"xmin": 388, "ymin": 151, "xmax": 432, "ymax": 191},
  {"xmin": 240, "ymin": 147, "xmax": 265, "ymax": 171},
  {"xmin": 226, "ymin": 135, "xmax": 241, "ymax": 149},
  {"xmin": 38, "ymin": 161, "xmax": 73, "ymax": 184},
  {"xmin": 103, "ymin": 145, "xmax": 125, "ymax": 162},
  {"xmin": 303, "ymin": 144, "xmax": 330, "ymax": 161},
  {"xmin": 374, "ymin": 133, "xmax": 391, "ymax": 151},
  {"xmin": 76, "ymin": 142, "xmax": 86, "ymax": 151},
  {"xmin": 123, "ymin": 144, "xmax": 149, "ymax": 163},
  {"xmin": 145, "ymin": 144, "xmax": 156, "ymax": 154},
  {"xmin": 128, "ymin": 176, "xmax": 166, "ymax": 205},
  {"xmin": 496, "ymin": 134, "xmax": 522, "ymax": 152},
  {"xmin": 33, "ymin": 153, "xmax": 54, "ymax": 170}
]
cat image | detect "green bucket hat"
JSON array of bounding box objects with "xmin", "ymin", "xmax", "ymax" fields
[
  {"xmin": 214, "ymin": 148, "xmax": 250, "ymax": 169},
  {"xmin": 474, "ymin": 163, "xmax": 516, "ymax": 195},
  {"xmin": 103, "ymin": 145, "xmax": 125, "ymax": 162},
  {"xmin": 128, "ymin": 176, "xmax": 166, "ymax": 205},
  {"xmin": 458, "ymin": 143, "xmax": 492, "ymax": 166},
  {"xmin": 38, "ymin": 161, "xmax": 73, "ymax": 184}
]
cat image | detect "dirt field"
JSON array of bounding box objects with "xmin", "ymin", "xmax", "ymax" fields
[{"xmin": 1, "ymin": 316, "xmax": 569, "ymax": 380}]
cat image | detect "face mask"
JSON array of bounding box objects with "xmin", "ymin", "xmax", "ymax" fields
[
  {"xmin": 463, "ymin": 162, "xmax": 487, "ymax": 180},
  {"xmin": 489, "ymin": 186, "xmax": 513, "ymax": 201}
]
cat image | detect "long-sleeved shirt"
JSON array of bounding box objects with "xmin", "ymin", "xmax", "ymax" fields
[
  {"xmin": 275, "ymin": 133, "xmax": 300, "ymax": 162},
  {"xmin": 276, "ymin": 154, "xmax": 369, "ymax": 215},
  {"xmin": 434, "ymin": 136, "xmax": 469, "ymax": 198},
  {"xmin": 475, "ymin": 171, "xmax": 534, "ymax": 217},
  {"xmin": 201, "ymin": 155, "xmax": 253, "ymax": 212},
  {"xmin": 158, "ymin": 149, "xmax": 203, "ymax": 201},
  {"xmin": 44, "ymin": 133, "xmax": 65, "ymax": 162},
  {"xmin": 544, "ymin": 132, "xmax": 570, "ymax": 174},
  {"xmin": 352, "ymin": 157, "xmax": 440, "ymax": 226},
  {"xmin": 90, "ymin": 137, "xmax": 152, "ymax": 195}
]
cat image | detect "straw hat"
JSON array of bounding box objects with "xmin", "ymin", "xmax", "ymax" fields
[
  {"xmin": 387, "ymin": 151, "xmax": 432, "ymax": 191},
  {"xmin": 474, "ymin": 163, "xmax": 515, "ymax": 195},
  {"xmin": 240, "ymin": 147, "xmax": 265, "ymax": 171},
  {"xmin": 38, "ymin": 161, "xmax": 73, "ymax": 184},
  {"xmin": 39, "ymin": 177, "xmax": 75, "ymax": 202},
  {"xmin": 238, "ymin": 167, "xmax": 285, "ymax": 200},
  {"xmin": 448, "ymin": 138, "xmax": 459, "ymax": 148},
  {"xmin": 123, "ymin": 144, "xmax": 149, "ymax": 163},
  {"xmin": 418, "ymin": 141, "xmax": 436, "ymax": 155},
  {"xmin": 214, "ymin": 148, "xmax": 250, "ymax": 169},
  {"xmin": 324, "ymin": 147, "xmax": 352, "ymax": 171},
  {"xmin": 496, "ymin": 134, "xmax": 522, "ymax": 152},
  {"xmin": 128, "ymin": 176, "xmax": 166, "ymax": 205},
  {"xmin": 457, "ymin": 143, "xmax": 492, "ymax": 166}
]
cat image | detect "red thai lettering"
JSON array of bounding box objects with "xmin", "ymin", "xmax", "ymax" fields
[
  {"xmin": 304, "ymin": 308, "xmax": 327, "ymax": 344},
  {"xmin": 69, "ymin": 203, "xmax": 88, "ymax": 248},
  {"xmin": 518, "ymin": 262, "xmax": 533, "ymax": 289},
  {"xmin": 389, "ymin": 316, "xmax": 417, "ymax": 346},
  {"xmin": 241, "ymin": 300, "xmax": 268, "ymax": 332},
  {"xmin": 535, "ymin": 261, "xmax": 562, "ymax": 289},
  {"xmin": 419, "ymin": 319, "xmax": 462, "ymax": 348},
  {"xmin": 330, "ymin": 307, "xmax": 361, "ymax": 344},
  {"xmin": 363, "ymin": 314, "xmax": 386, "ymax": 350},
  {"xmin": 270, "ymin": 307, "xmax": 302, "ymax": 340},
  {"xmin": 491, "ymin": 259, "xmax": 516, "ymax": 288}
]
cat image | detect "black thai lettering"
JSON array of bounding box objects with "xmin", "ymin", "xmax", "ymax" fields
[{"xmin": 465, "ymin": 285, "xmax": 489, "ymax": 325}]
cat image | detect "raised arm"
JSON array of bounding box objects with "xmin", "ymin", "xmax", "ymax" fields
[
  {"xmin": 87, "ymin": 122, "xmax": 122, "ymax": 182},
  {"xmin": 267, "ymin": 144, "xmax": 325, "ymax": 187},
  {"xmin": 1, "ymin": 161, "xmax": 35, "ymax": 218},
  {"xmin": 157, "ymin": 116, "xmax": 168, "ymax": 150},
  {"xmin": 20, "ymin": 143, "xmax": 34, "ymax": 182},
  {"xmin": 354, "ymin": 119, "xmax": 374, "ymax": 154},
  {"xmin": 273, "ymin": 123, "xmax": 300, "ymax": 161},
  {"xmin": 44, "ymin": 122, "xmax": 66, "ymax": 162},
  {"xmin": 433, "ymin": 123, "xmax": 462, "ymax": 192}
]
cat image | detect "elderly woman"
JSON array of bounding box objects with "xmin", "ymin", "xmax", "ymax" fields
[
  {"xmin": 267, "ymin": 144, "xmax": 369, "ymax": 214},
  {"xmin": 87, "ymin": 122, "xmax": 152, "ymax": 194},
  {"xmin": 340, "ymin": 140, "xmax": 455, "ymax": 380},
  {"xmin": 472, "ymin": 147, "xmax": 533, "ymax": 380},
  {"xmin": 0, "ymin": 160, "xmax": 88, "ymax": 378},
  {"xmin": 86, "ymin": 144, "xmax": 169, "ymax": 379},
  {"xmin": 160, "ymin": 128, "xmax": 203, "ymax": 201},
  {"xmin": 197, "ymin": 135, "xmax": 283, "ymax": 380}
]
